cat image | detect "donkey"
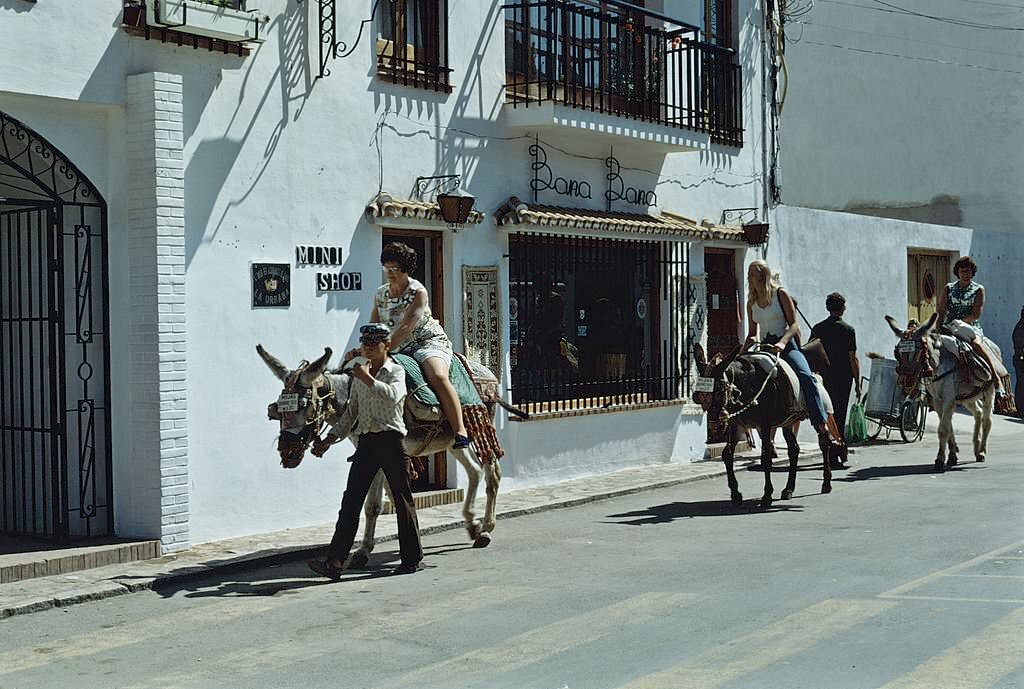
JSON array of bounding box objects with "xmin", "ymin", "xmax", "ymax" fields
[
  {"xmin": 884, "ymin": 313, "xmax": 996, "ymax": 471},
  {"xmin": 257, "ymin": 345, "xmax": 501, "ymax": 568},
  {"xmin": 694, "ymin": 344, "xmax": 836, "ymax": 508}
]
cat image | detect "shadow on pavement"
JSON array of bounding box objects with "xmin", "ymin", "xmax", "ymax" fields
[
  {"xmin": 603, "ymin": 499, "xmax": 803, "ymax": 525},
  {"xmin": 835, "ymin": 463, "xmax": 979, "ymax": 482}
]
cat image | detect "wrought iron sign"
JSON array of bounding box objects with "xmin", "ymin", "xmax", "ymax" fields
[
  {"xmin": 605, "ymin": 154, "xmax": 657, "ymax": 210},
  {"xmin": 528, "ymin": 140, "xmax": 656, "ymax": 210},
  {"xmin": 414, "ymin": 174, "xmax": 461, "ymax": 200},
  {"xmin": 530, "ymin": 141, "xmax": 593, "ymax": 202},
  {"xmin": 252, "ymin": 263, "xmax": 291, "ymax": 307}
]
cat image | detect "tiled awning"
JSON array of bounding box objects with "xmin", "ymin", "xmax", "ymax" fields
[
  {"xmin": 366, "ymin": 192, "xmax": 486, "ymax": 226},
  {"xmin": 495, "ymin": 200, "xmax": 746, "ymax": 242}
]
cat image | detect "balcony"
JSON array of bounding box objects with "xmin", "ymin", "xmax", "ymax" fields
[{"xmin": 504, "ymin": 0, "xmax": 743, "ymax": 148}]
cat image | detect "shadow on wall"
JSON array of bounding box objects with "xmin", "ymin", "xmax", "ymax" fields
[{"xmin": 184, "ymin": 0, "xmax": 314, "ymax": 265}]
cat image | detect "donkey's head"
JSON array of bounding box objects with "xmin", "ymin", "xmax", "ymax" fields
[
  {"xmin": 693, "ymin": 343, "xmax": 742, "ymax": 422},
  {"xmin": 257, "ymin": 345, "xmax": 335, "ymax": 468},
  {"xmin": 885, "ymin": 312, "xmax": 940, "ymax": 394}
]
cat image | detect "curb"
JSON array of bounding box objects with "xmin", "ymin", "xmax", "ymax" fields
[{"xmin": 1, "ymin": 452, "xmax": 828, "ymax": 620}]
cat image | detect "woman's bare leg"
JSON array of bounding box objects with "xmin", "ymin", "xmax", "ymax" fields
[{"xmin": 421, "ymin": 357, "xmax": 468, "ymax": 437}]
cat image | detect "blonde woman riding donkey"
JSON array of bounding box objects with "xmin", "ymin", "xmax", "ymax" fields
[
  {"xmin": 347, "ymin": 242, "xmax": 471, "ymax": 448},
  {"xmin": 744, "ymin": 260, "xmax": 835, "ymax": 445}
]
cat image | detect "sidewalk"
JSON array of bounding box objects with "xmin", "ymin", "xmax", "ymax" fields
[{"xmin": 0, "ymin": 446, "xmax": 815, "ymax": 620}]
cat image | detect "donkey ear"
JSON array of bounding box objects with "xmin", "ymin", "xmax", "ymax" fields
[
  {"xmin": 919, "ymin": 311, "xmax": 939, "ymax": 334},
  {"xmin": 256, "ymin": 344, "xmax": 289, "ymax": 382},
  {"xmin": 693, "ymin": 343, "xmax": 708, "ymax": 376},
  {"xmin": 299, "ymin": 347, "xmax": 333, "ymax": 387},
  {"xmin": 884, "ymin": 315, "xmax": 903, "ymax": 337}
]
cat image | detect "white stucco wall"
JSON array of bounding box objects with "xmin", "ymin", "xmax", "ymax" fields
[
  {"xmin": 766, "ymin": 206, "xmax": 1024, "ymax": 393},
  {"xmin": 776, "ymin": 1, "xmax": 1024, "ymax": 233},
  {"xmin": 2, "ymin": 0, "xmax": 769, "ymax": 545}
]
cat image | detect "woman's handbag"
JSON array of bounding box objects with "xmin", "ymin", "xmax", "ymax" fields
[{"xmin": 801, "ymin": 337, "xmax": 831, "ymax": 374}]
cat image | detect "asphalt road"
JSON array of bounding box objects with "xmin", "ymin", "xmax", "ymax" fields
[{"xmin": 3, "ymin": 417, "xmax": 1023, "ymax": 689}]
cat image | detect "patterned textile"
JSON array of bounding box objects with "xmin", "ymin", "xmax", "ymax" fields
[
  {"xmin": 944, "ymin": 281, "xmax": 983, "ymax": 334},
  {"xmin": 462, "ymin": 266, "xmax": 501, "ymax": 379},
  {"xmin": 375, "ymin": 278, "xmax": 453, "ymax": 358},
  {"xmin": 391, "ymin": 353, "xmax": 483, "ymax": 408}
]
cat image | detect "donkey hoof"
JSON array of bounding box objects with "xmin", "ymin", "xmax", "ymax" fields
[
  {"xmin": 730, "ymin": 492, "xmax": 744, "ymax": 506},
  {"xmin": 472, "ymin": 532, "xmax": 492, "ymax": 549},
  {"xmin": 467, "ymin": 522, "xmax": 482, "ymax": 542},
  {"xmin": 976, "ymin": 454, "xmax": 986, "ymax": 463},
  {"xmin": 346, "ymin": 550, "xmax": 369, "ymax": 570},
  {"xmin": 781, "ymin": 488, "xmax": 794, "ymax": 500},
  {"xmin": 948, "ymin": 455, "xmax": 958, "ymax": 467},
  {"xmin": 757, "ymin": 496, "xmax": 773, "ymax": 509},
  {"xmin": 821, "ymin": 483, "xmax": 832, "ymax": 495}
]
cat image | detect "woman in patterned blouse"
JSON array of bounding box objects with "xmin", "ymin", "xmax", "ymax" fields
[
  {"xmin": 935, "ymin": 255, "xmax": 1005, "ymax": 396},
  {"xmin": 364, "ymin": 242, "xmax": 470, "ymax": 448}
]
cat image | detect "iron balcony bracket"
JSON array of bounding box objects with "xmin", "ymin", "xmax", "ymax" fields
[{"xmin": 296, "ymin": 0, "xmax": 381, "ymax": 78}]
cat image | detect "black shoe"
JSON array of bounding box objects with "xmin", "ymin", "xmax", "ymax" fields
[
  {"xmin": 393, "ymin": 561, "xmax": 424, "ymax": 575},
  {"xmin": 453, "ymin": 434, "xmax": 472, "ymax": 449},
  {"xmin": 308, "ymin": 558, "xmax": 344, "ymax": 581}
]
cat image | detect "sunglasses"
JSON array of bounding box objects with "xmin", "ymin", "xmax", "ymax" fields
[{"xmin": 382, "ymin": 266, "xmax": 402, "ymax": 274}]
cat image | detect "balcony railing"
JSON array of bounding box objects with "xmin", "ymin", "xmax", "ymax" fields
[{"xmin": 504, "ymin": 0, "xmax": 743, "ymax": 147}]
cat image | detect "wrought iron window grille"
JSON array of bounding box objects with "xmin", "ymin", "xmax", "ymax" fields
[{"xmin": 508, "ymin": 232, "xmax": 692, "ymax": 413}]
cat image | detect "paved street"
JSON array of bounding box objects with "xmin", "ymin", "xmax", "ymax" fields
[{"xmin": 2, "ymin": 417, "xmax": 1023, "ymax": 689}]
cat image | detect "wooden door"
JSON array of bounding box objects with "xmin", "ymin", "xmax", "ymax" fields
[
  {"xmin": 705, "ymin": 249, "xmax": 740, "ymax": 357},
  {"xmin": 908, "ymin": 253, "xmax": 949, "ymax": 327},
  {"xmin": 382, "ymin": 229, "xmax": 447, "ymax": 491}
]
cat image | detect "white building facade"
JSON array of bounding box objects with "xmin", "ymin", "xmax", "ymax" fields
[
  {"xmin": 1, "ymin": 0, "xmax": 776, "ymax": 550},
  {"xmin": 766, "ymin": 0, "xmax": 1024, "ymax": 376}
]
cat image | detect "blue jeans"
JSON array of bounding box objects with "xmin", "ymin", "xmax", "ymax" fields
[{"xmin": 781, "ymin": 340, "xmax": 828, "ymax": 429}]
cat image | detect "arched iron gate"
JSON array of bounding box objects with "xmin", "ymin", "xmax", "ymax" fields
[{"xmin": 0, "ymin": 111, "xmax": 113, "ymax": 542}]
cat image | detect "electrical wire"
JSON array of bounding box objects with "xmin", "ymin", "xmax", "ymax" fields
[
  {"xmin": 792, "ymin": 18, "xmax": 1024, "ymax": 58},
  {"xmin": 800, "ymin": 38, "xmax": 1024, "ymax": 73},
  {"xmin": 818, "ymin": 0, "xmax": 1024, "ymax": 30}
]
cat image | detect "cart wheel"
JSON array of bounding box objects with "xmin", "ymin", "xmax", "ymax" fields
[
  {"xmin": 865, "ymin": 414, "xmax": 883, "ymax": 440},
  {"xmin": 899, "ymin": 399, "xmax": 928, "ymax": 443}
]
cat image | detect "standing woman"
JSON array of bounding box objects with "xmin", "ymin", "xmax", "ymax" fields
[
  {"xmin": 744, "ymin": 260, "xmax": 831, "ymax": 439},
  {"xmin": 370, "ymin": 242, "xmax": 471, "ymax": 448}
]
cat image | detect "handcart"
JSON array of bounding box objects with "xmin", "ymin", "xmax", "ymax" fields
[{"xmin": 860, "ymin": 357, "xmax": 929, "ymax": 443}]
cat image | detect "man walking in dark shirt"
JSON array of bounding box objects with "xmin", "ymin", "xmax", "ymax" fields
[{"xmin": 811, "ymin": 293, "xmax": 862, "ymax": 462}]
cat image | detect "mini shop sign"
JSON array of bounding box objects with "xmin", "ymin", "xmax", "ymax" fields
[
  {"xmin": 317, "ymin": 271, "xmax": 363, "ymax": 292},
  {"xmin": 252, "ymin": 263, "xmax": 291, "ymax": 307},
  {"xmin": 296, "ymin": 245, "xmax": 345, "ymax": 265}
]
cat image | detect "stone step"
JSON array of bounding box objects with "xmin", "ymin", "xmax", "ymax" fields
[
  {"xmin": 382, "ymin": 488, "xmax": 464, "ymax": 515},
  {"xmin": 0, "ymin": 540, "xmax": 161, "ymax": 585}
]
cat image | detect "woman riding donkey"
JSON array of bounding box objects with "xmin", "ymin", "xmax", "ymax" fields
[
  {"xmin": 935, "ymin": 256, "xmax": 1007, "ymax": 399},
  {"xmin": 694, "ymin": 260, "xmax": 839, "ymax": 508},
  {"xmin": 745, "ymin": 260, "xmax": 834, "ymax": 444},
  {"xmin": 349, "ymin": 242, "xmax": 472, "ymax": 448}
]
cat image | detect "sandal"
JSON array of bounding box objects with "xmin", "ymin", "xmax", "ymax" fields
[
  {"xmin": 307, "ymin": 558, "xmax": 344, "ymax": 581},
  {"xmin": 453, "ymin": 434, "xmax": 472, "ymax": 449}
]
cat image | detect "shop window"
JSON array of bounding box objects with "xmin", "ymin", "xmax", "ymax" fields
[
  {"xmin": 508, "ymin": 233, "xmax": 691, "ymax": 413},
  {"xmin": 378, "ymin": 0, "xmax": 452, "ymax": 93}
]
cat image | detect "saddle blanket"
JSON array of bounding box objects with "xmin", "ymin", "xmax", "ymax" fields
[
  {"xmin": 391, "ymin": 353, "xmax": 484, "ymax": 410},
  {"xmin": 935, "ymin": 335, "xmax": 1008, "ymax": 380},
  {"xmin": 746, "ymin": 352, "xmax": 834, "ymax": 415}
]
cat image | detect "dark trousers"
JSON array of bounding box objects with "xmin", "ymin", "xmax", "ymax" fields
[
  {"xmin": 823, "ymin": 377, "xmax": 853, "ymax": 442},
  {"xmin": 326, "ymin": 431, "xmax": 422, "ymax": 567}
]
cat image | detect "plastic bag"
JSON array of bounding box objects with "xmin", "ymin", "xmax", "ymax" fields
[{"xmin": 846, "ymin": 401, "xmax": 868, "ymax": 443}]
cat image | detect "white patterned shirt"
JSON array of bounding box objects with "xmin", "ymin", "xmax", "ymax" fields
[{"xmin": 332, "ymin": 358, "xmax": 407, "ymax": 438}]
